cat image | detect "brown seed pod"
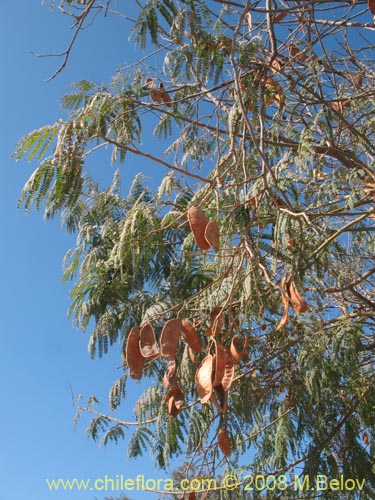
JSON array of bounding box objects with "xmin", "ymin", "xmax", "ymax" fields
[
  {"xmin": 181, "ymin": 318, "xmax": 203, "ymax": 352},
  {"xmin": 187, "ymin": 206, "xmax": 210, "ymax": 250},
  {"xmin": 125, "ymin": 326, "xmax": 145, "ymax": 380},
  {"xmin": 188, "ymin": 347, "xmax": 200, "ymax": 364},
  {"xmin": 287, "ymin": 276, "xmax": 308, "ymax": 313},
  {"xmin": 163, "ymin": 360, "xmax": 177, "ymax": 387},
  {"xmin": 218, "ymin": 428, "xmax": 231, "ymax": 457},
  {"xmin": 150, "ymin": 89, "xmax": 164, "ymax": 105},
  {"xmin": 288, "ymin": 44, "xmax": 307, "ymax": 62},
  {"xmin": 139, "ymin": 323, "xmax": 160, "ymax": 359},
  {"xmin": 221, "ymin": 350, "xmax": 235, "ymax": 391},
  {"xmin": 160, "ymin": 319, "xmax": 180, "ymax": 360},
  {"xmin": 276, "ymin": 275, "xmax": 290, "ymax": 330},
  {"xmin": 230, "ymin": 335, "xmax": 248, "ymax": 363},
  {"xmin": 332, "ymin": 100, "xmax": 350, "ymax": 113},
  {"xmin": 212, "ymin": 340, "xmax": 226, "ymax": 387},
  {"xmin": 369, "ymin": 0, "xmax": 375, "ymax": 15},
  {"xmin": 204, "ymin": 220, "xmax": 220, "ymax": 252},
  {"xmin": 206, "ymin": 307, "xmax": 225, "ymax": 336},
  {"xmin": 210, "ymin": 384, "xmax": 228, "ymax": 413},
  {"xmin": 195, "ymin": 354, "xmax": 213, "ymax": 404},
  {"xmin": 160, "ymin": 84, "xmax": 172, "ymax": 107}
]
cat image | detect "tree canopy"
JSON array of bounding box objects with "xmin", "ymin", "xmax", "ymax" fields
[{"xmin": 15, "ymin": 0, "xmax": 375, "ymax": 498}]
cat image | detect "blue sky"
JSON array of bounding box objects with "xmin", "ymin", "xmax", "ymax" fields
[{"xmin": 0, "ymin": 3, "xmax": 179, "ymax": 499}]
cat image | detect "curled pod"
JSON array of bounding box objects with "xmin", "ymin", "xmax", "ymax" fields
[
  {"xmin": 287, "ymin": 276, "xmax": 308, "ymax": 313},
  {"xmin": 230, "ymin": 335, "xmax": 248, "ymax": 364},
  {"xmin": 187, "ymin": 206, "xmax": 210, "ymax": 251},
  {"xmin": 125, "ymin": 326, "xmax": 145, "ymax": 380},
  {"xmin": 195, "ymin": 354, "xmax": 214, "ymax": 404},
  {"xmin": 210, "ymin": 384, "xmax": 228, "ymax": 413},
  {"xmin": 139, "ymin": 323, "xmax": 160, "ymax": 359}
]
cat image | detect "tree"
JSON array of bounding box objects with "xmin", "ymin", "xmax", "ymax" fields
[{"xmin": 15, "ymin": 0, "xmax": 375, "ymax": 498}]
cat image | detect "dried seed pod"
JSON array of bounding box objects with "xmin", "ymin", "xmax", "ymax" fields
[
  {"xmin": 187, "ymin": 206, "xmax": 210, "ymax": 250},
  {"xmin": 163, "ymin": 360, "xmax": 177, "ymax": 387},
  {"xmin": 210, "ymin": 384, "xmax": 228, "ymax": 413},
  {"xmin": 160, "ymin": 319, "xmax": 180, "ymax": 360},
  {"xmin": 150, "ymin": 89, "xmax": 164, "ymax": 105},
  {"xmin": 188, "ymin": 347, "xmax": 200, "ymax": 364},
  {"xmin": 204, "ymin": 220, "xmax": 220, "ymax": 252},
  {"xmin": 125, "ymin": 326, "xmax": 145, "ymax": 380},
  {"xmin": 369, "ymin": 0, "xmax": 375, "ymax": 15},
  {"xmin": 206, "ymin": 307, "xmax": 224, "ymax": 336},
  {"xmin": 332, "ymin": 100, "xmax": 350, "ymax": 113},
  {"xmin": 212, "ymin": 340, "xmax": 226, "ymax": 387},
  {"xmin": 195, "ymin": 354, "xmax": 213, "ymax": 404},
  {"xmin": 181, "ymin": 319, "xmax": 203, "ymax": 352},
  {"xmin": 218, "ymin": 428, "xmax": 231, "ymax": 457},
  {"xmin": 288, "ymin": 44, "xmax": 307, "ymax": 62},
  {"xmin": 276, "ymin": 275, "xmax": 290, "ymax": 330},
  {"xmin": 230, "ymin": 335, "xmax": 248, "ymax": 363},
  {"xmin": 139, "ymin": 323, "xmax": 159, "ymax": 359},
  {"xmin": 160, "ymin": 83, "xmax": 172, "ymax": 107},
  {"xmin": 287, "ymin": 276, "xmax": 308, "ymax": 313},
  {"xmin": 221, "ymin": 350, "xmax": 235, "ymax": 391}
]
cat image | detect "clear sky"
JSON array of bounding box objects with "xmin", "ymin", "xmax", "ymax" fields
[{"xmin": 0, "ymin": 3, "xmax": 178, "ymax": 499}]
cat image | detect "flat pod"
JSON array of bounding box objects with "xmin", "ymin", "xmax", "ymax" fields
[
  {"xmin": 188, "ymin": 347, "xmax": 200, "ymax": 364},
  {"xmin": 139, "ymin": 323, "xmax": 160, "ymax": 359},
  {"xmin": 204, "ymin": 220, "xmax": 220, "ymax": 252},
  {"xmin": 287, "ymin": 276, "xmax": 308, "ymax": 313},
  {"xmin": 181, "ymin": 318, "xmax": 202, "ymax": 352},
  {"xmin": 218, "ymin": 428, "xmax": 231, "ymax": 457},
  {"xmin": 187, "ymin": 206, "xmax": 210, "ymax": 251},
  {"xmin": 230, "ymin": 335, "xmax": 248, "ymax": 364},
  {"xmin": 125, "ymin": 326, "xmax": 145, "ymax": 380},
  {"xmin": 212, "ymin": 340, "xmax": 226, "ymax": 387},
  {"xmin": 221, "ymin": 350, "xmax": 235, "ymax": 391},
  {"xmin": 195, "ymin": 354, "xmax": 213, "ymax": 404},
  {"xmin": 160, "ymin": 319, "xmax": 180, "ymax": 360},
  {"xmin": 369, "ymin": 0, "xmax": 375, "ymax": 15}
]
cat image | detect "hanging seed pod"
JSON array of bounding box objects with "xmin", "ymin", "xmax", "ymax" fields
[
  {"xmin": 181, "ymin": 319, "xmax": 203, "ymax": 352},
  {"xmin": 287, "ymin": 275, "xmax": 308, "ymax": 313},
  {"xmin": 187, "ymin": 206, "xmax": 210, "ymax": 250},
  {"xmin": 218, "ymin": 428, "xmax": 231, "ymax": 457},
  {"xmin": 276, "ymin": 275, "xmax": 290, "ymax": 330},
  {"xmin": 163, "ymin": 360, "xmax": 177, "ymax": 387},
  {"xmin": 369, "ymin": 0, "xmax": 375, "ymax": 15},
  {"xmin": 206, "ymin": 307, "xmax": 224, "ymax": 336},
  {"xmin": 212, "ymin": 340, "xmax": 226, "ymax": 387},
  {"xmin": 139, "ymin": 323, "xmax": 160, "ymax": 359},
  {"xmin": 188, "ymin": 347, "xmax": 200, "ymax": 364},
  {"xmin": 159, "ymin": 83, "xmax": 172, "ymax": 107},
  {"xmin": 195, "ymin": 354, "xmax": 214, "ymax": 404},
  {"xmin": 288, "ymin": 44, "xmax": 307, "ymax": 62},
  {"xmin": 125, "ymin": 326, "xmax": 145, "ymax": 380},
  {"xmin": 221, "ymin": 350, "xmax": 235, "ymax": 391},
  {"xmin": 150, "ymin": 89, "xmax": 164, "ymax": 105},
  {"xmin": 204, "ymin": 220, "xmax": 220, "ymax": 252},
  {"xmin": 160, "ymin": 319, "xmax": 180, "ymax": 360},
  {"xmin": 210, "ymin": 384, "xmax": 228, "ymax": 413},
  {"xmin": 230, "ymin": 335, "xmax": 248, "ymax": 363}
]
